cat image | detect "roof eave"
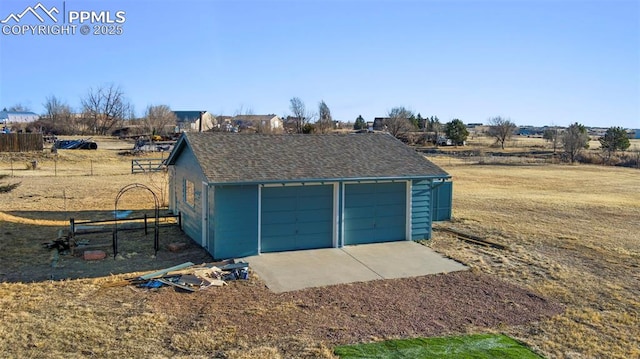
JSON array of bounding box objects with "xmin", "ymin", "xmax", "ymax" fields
[
  {"xmin": 206, "ymin": 174, "xmax": 451, "ymax": 186},
  {"xmin": 165, "ymin": 133, "xmax": 188, "ymax": 165}
]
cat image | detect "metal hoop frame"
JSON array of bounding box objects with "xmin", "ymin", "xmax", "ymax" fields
[{"xmin": 113, "ymin": 183, "xmax": 160, "ymax": 258}]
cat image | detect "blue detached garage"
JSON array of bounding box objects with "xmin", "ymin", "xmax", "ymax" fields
[{"xmin": 166, "ymin": 132, "xmax": 452, "ymax": 260}]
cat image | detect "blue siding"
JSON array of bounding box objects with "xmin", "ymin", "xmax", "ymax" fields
[
  {"xmin": 432, "ymin": 181, "xmax": 453, "ymax": 221},
  {"xmin": 172, "ymin": 145, "xmax": 206, "ymax": 245},
  {"xmin": 411, "ymin": 179, "xmax": 432, "ymax": 240},
  {"xmin": 344, "ymin": 182, "xmax": 406, "ymax": 245},
  {"xmin": 205, "ymin": 184, "xmax": 215, "ymax": 252},
  {"xmin": 261, "ymin": 185, "xmax": 333, "ymax": 252},
  {"xmin": 213, "ymin": 185, "xmax": 259, "ymax": 259}
]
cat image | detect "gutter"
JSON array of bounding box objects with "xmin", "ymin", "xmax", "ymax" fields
[{"xmin": 204, "ymin": 174, "xmax": 452, "ymax": 187}]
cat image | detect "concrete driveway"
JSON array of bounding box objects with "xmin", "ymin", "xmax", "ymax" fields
[{"xmin": 243, "ymin": 241, "xmax": 468, "ymax": 293}]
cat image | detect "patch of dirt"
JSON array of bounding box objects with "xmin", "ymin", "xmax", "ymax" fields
[
  {"xmin": 145, "ymin": 270, "xmax": 563, "ymax": 350},
  {"xmin": 0, "ymin": 221, "xmax": 212, "ymax": 283}
]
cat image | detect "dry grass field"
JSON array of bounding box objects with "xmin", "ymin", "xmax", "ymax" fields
[
  {"xmin": 0, "ymin": 136, "xmax": 638, "ymax": 358},
  {"xmin": 428, "ymin": 157, "xmax": 639, "ymax": 358}
]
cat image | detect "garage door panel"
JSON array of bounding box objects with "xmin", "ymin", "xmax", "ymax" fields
[
  {"xmin": 375, "ymin": 204, "xmax": 405, "ymax": 215},
  {"xmin": 344, "ymin": 182, "xmax": 406, "ymax": 245},
  {"xmin": 263, "ymin": 186, "xmax": 297, "ymax": 197},
  {"xmin": 344, "ymin": 217, "xmax": 374, "ymax": 231},
  {"xmin": 295, "ymin": 234, "xmax": 329, "ymax": 250},
  {"xmin": 344, "ymin": 207, "xmax": 374, "ymax": 220},
  {"xmin": 375, "ymin": 214, "xmax": 405, "ymax": 227},
  {"xmin": 297, "ymin": 221, "xmax": 333, "ymax": 235},
  {"xmin": 261, "ymin": 236, "xmax": 296, "ymax": 252},
  {"xmin": 376, "ymin": 196, "xmax": 405, "ymax": 206},
  {"xmin": 345, "ymin": 194, "xmax": 375, "ymax": 207},
  {"xmin": 374, "ymin": 227, "xmax": 405, "ymax": 242},
  {"xmin": 345, "ymin": 229, "xmax": 376, "ymax": 241},
  {"xmin": 261, "ymin": 211, "xmax": 295, "ymax": 224},
  {"xmin": 345, "ymin": 185, "xmax": 375, "ymax": 195},
  {"xmin": 262, "ymin": 197, "xmax": 296, "ymax": 211},
  {"xmin": 296, "ymin": 208, "xmax": 333, "ymax": 223},
  {"xmin": 262, "ymin": 222, "xmax": 297, "ymax": 235},
  {"xmin": 261, "ymin": 185, "xmax": 333, "ymax": 253},
  {"xmin": 298, "ymin": 201, "xmax": 332, "ymax": 211},
  {"xmin": 375, "ymin": 182, "xmax": 404, "ymax": 192}
]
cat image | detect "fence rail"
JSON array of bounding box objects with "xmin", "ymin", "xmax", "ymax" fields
[
  {"xmin": 0, "ymin": 133, "xmax": 43, "ymax": 152},
  {"xmin": 70, "ymin": 213, "xmax": 181, "ymax": 237},
  {"xmin": 131, "ymin": 158, "xmax": 166, "ymax": 173}
]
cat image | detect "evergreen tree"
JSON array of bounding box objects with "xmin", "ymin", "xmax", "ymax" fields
[
  {"xmin": 599, "ymin": 126, "xmax": 630, "ymax": 163},
  {"xmin": 416, "ymin": 113, "xmax": 425, "ymax": 130},
  {"xmin": 354, "ymin": 115, "xmax": 366, "ymax": 130},
  {"xmin": 445, "ymin": 119, "xmax": 469, "ymax": 146},
  {"xmin": 409, "ymin": 114, "xmax": 418, "ymax": 130}
]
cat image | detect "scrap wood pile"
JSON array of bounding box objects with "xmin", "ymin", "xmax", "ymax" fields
[
  {"xmin": 42, "ymin": 230, "xmax": 98, "ymax": 255},
  {"xmin": 42, "ymin": 229, "xmax": 76, "ymax": 254},
  {"xmin": 104, "ymin": 261, "xmax": 249, "ymax": 292}
]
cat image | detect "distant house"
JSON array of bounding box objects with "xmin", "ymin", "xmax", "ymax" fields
[
  {"xmin": 518, "ymin": 126, "xmax": 544, "ymax": 137},
  {"xmin": 232, "ymin": 114, "xmax": 283, "ymax": 133},
  {"xmin": 166, "ymin": 133, "xmax": 453, "ymax": 259},
  {"xmin": 373, "ymin": 117, "xmax": 388, "ymax": 131},
  {"xmin": 0, "ymin": 110, "xmax": 39, "ymax": 125},
  {"xmin": 283, "ymin": 116, "xmax": 302, "ymax": 133},
  {"xmin": 173, "ymin": 111, "xmax": 216, "ymax": 132}
]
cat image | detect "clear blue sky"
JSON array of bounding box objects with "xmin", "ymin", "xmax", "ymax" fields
[{"xmin": 1, "ymin": 0, "xmax": 638, "ymax": 128}]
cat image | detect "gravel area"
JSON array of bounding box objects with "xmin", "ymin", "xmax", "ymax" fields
[{"xmin": 148, "ymin": 270, "xmax": 564, "ymax": 349}]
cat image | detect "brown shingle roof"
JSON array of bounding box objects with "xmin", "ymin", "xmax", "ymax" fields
[{"xmin": 169, "ymin": 132, "xmax": 449, "ymax": 184}]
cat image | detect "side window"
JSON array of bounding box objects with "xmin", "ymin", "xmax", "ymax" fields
[{"xmin": 185, "ymin": 179, "xmax": 195, "ymax": 207}]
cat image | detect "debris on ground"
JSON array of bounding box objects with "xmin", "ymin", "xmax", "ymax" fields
[
  {"xmin": 83, "ymin": 250, "xmax": 107, "ymax": 261},
  {"xmin": 433, "ymin": 226, "xmax": 508, "ymax": 250},
  {"xmin": 102, "ymin": 260, "xmax": 249, "ymax": 292},
  {"xmin": 53, "ymin": 139, "xmax": 98, "ymax": 150},
  {"xmin": 42, "ymin": 229, "xmax": 73, "ymax": 254}
]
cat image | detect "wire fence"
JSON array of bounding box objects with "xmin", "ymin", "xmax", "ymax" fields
[{"xmin": 0, "ymin": 158, "xmax": 133, "ymax": 177}]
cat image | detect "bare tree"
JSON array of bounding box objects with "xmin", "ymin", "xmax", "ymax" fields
[
  {"xmin": 81, "ymin": 84, "xmax": 131, "ymax": 135},
  {"xmin": 42, "ymin": 95, "xmax": 75, "ymax": 134},
  {"xmin": 562, "ymin": 122, "xmax": 590, "ymax": 163},
  {"xmin": 543, "ymin": 126, "xmax": 561, "ymax": 153},
  {"xmin": 147, "ymin": 170, "xmax": 169, "ymax": 207},
  {"xmin": 316, "ymin": 100, "xmax": 333, "ymax": 134},
  {"xmin": 289, "ymin": 97, "xmax": 315, "ymax": 134},
  {"xmin": 233, "ymin": 104, "xmax": 254, "ymax": 116},
  {"xmin": 487, "ymin": 116, "xmax": 517, "ymax": 149},
  {"xmin": 143, "ymin": 105, "xmax": 177, "ymax": 136},
  {"xmin": 385, "ymin": 107, "xmax": 413, "ymax": 138}
]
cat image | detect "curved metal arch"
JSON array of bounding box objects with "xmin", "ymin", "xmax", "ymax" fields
[{"xmin": 113, "ymin": 183, "xmax": 160, "ymax": 258}]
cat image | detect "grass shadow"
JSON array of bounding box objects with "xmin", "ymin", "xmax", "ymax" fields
[{"xmin": 0, "ymin": 210, "xmax": 212, "ymax": 283}]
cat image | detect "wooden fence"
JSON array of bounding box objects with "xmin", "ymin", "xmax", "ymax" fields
[
  {"xmin": 131, "ymin": 158, "xmax": 166, "ymax": 173},
  {"xmin": 0, "ymin": 133, "xmax": 44, "ymax": 152}
]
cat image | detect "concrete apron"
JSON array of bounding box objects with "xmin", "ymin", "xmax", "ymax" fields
[{"xmin": 243, "ymin": 241, "xmax": 468, "ymax": 293}]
